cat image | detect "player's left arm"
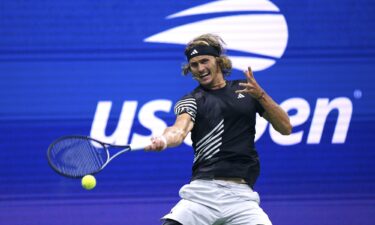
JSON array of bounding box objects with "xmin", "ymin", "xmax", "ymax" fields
[{"xmin": 236, "ymin": 67, "xmax": 292, "ymax": 135}]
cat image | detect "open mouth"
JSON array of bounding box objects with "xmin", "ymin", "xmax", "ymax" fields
[{"xmin": 199, "ymin": 72, "xmax": 210, "ymax": 78}]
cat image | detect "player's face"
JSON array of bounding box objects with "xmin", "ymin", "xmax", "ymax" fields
[{"xmin": 189, "ymin": 55, "xmax": 224, "ymax": 89}]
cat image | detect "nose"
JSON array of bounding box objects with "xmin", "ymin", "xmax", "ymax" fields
[{"xmin": 197, "ymin": 63, "xmax": 205, "ymax": 73}]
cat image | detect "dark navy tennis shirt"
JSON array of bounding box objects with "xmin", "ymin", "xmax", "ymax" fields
[{"xmin": 174, "ymin": 80, "xmax": 265, "ymax": 187}]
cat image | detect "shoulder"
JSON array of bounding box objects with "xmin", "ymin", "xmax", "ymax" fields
[
  {"xmin": 178, "ymin": 86, "xmax": 207, "ymax": 103},
  {"xmin": 178, "ymin": 86, "xmax": 204, "ymax": 100},
  {"xmin": 174, "ymin": 89, "xmax": 199, "ymax": 122},
  {"xmin": 175, "ymin": 87, "xmax": 202, "ymax": 108}
]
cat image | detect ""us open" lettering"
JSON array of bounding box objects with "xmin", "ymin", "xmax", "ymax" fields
[{"xmin": 90, "ymin": 97, "xmax": 353, "ymax": 146}]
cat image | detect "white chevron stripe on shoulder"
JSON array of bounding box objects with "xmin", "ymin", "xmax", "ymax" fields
[
  {"xmin": 175, "ymin": 99, "xmax": 196, "ymax": 110},
  {"xmin": 174, "ymin": 98, "xmax": 197, "ymax": 120},
  {"xmin": 175, "ymin": 98, "xmax": 196, "ymax": 107}
]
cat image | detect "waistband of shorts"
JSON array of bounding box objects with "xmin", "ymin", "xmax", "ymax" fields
[
  {"xmin": 190, "ymin": 179, "xmax": 253, "ymax": 193},
  {"xmin": 213, "ymin": 177, "xmax": 248, "ymax": 184}
]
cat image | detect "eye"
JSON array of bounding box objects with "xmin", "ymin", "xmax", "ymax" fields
[
  {"xmin": 190, "ymin": 62, "xmax": 198, "ymax": 68},
  {"xmin": 200, "ymin": 59, "xmax": 209, "ymax": 64}
]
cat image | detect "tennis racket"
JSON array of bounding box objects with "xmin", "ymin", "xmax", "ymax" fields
[{"xmin": 47, "ymin": 135, "xmax": 149, "ymax": 178}]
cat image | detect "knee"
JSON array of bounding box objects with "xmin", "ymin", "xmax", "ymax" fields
[{"xmin": 162, "ymin": 219, "xmax": 182, "ymax": 225}]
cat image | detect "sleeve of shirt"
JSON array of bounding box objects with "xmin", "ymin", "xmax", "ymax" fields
[
  {"xmin": 255, "ymin": 100, "xmax": 265, "ymax": 117},
  {"xmin": 174, "ymin": 95, "xmax": 197, "ymax": 122}
]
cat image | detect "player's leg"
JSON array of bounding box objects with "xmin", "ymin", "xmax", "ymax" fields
[
  {"xmin": 161, "ymin": 199, "xmax": 217, "ymax": 225},
  {"xmin": 216, "ymin": 180, "xmax": 272, "ymax": 225},
  {"xmin": 162, "ymin": 180, "xmax": 222, "ymax": 225},
  {"xmin": 225, "ymin": 200, "xmax": 272, "ymax": 225}
]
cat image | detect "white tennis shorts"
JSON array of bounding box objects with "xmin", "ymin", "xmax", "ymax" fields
[{"xmin": 162, "ymin": 179, "xmax": 272, "ymax": 225}]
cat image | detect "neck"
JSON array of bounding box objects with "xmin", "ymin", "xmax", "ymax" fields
[{"xmin": 208, "ymin": 80, "xmax": 226, "ymax": 90}]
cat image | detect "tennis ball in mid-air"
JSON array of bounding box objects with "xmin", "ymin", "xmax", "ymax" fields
[{"xmin": 81, "ymin": 175, "xmax": 96, "ymax": 190}]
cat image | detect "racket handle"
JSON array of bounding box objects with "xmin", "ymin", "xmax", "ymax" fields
[{"xmin": 130, "ymin": 141, "xmax": 152, "ymax": 151}]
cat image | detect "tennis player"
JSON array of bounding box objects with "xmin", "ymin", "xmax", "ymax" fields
[{"xmin": 146, "ymin": 33, "xmax": 292, "ymax": 225}]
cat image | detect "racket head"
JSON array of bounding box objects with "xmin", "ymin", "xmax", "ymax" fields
[{"xmin": 47, "ymin": 136, "xmax": 109, "ymax": 178}]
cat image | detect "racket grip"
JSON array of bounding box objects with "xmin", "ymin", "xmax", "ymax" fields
[{"xmin": 130, "ymin": 141, "xmax": 152, "ymax": 151}]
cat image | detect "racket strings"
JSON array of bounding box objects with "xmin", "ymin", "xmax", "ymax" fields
[{"xmin": 49, "ymin": 138, "xmax": 107, "ymax": 177}]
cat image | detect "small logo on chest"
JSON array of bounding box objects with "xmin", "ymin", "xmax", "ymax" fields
[{"xmin": 237, "ymin": 93, "xmax": 245, "ymax": 99}]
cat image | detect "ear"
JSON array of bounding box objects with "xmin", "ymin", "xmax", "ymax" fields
[{"xmin": 183, "ymin": 65, "xmax": 191, "ymax": 75}]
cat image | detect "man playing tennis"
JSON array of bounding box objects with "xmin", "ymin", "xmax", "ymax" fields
[{"xmin": 146, "ymin": 33, "xmax": 292, "ymax": 225}]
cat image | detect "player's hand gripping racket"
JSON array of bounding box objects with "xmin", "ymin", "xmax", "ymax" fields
[{"xmin": 47, "ymin": 136, "xmax": 148, "ymax": 178}]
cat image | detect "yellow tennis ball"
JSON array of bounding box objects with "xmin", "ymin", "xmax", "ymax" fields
[{"xmin": 81, "ymin": 175, "xmax": 96, "ymax": 190}]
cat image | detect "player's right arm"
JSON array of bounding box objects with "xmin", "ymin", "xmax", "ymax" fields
[{"xmin": 145, "ymin": 113, "xmax": 194, "ymax": 151}]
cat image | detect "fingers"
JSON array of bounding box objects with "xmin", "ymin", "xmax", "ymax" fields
[
  {"xmin": 236, "ymin": 82, "xmax": 260, "ymax": 97},
  {"xmin": 145, "ymin": 136, "xmax": 167, "ymax": 151},
  {"xmin": 235, "ymin": 89, "xmax": 247, "ymax": 94},
  {"xmin": 238, "ymin": 66, "xmax": 264, "ymax": 99},
  {"xmin": 248, "ymin": 66, "xmax": 254, "ymax": 79},
  {"xmin": 238, "ymin": 82, "xmax": 256, "ymax": 90},
  {"xmin": 235, "ymin": 87, "xmax": 256, "ymax": 94},
  {"xmin": 243, "ymin": 66, "xmax": 255, "ymax": 81},
  {"xmin": 239, "ymin": 82, "xmax": 253, "ymax": 87}
]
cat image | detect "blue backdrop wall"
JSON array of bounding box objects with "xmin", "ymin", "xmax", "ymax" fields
[{"xmin": 1, "ymin": 0, "xmax": 374, "ymax": 225}]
